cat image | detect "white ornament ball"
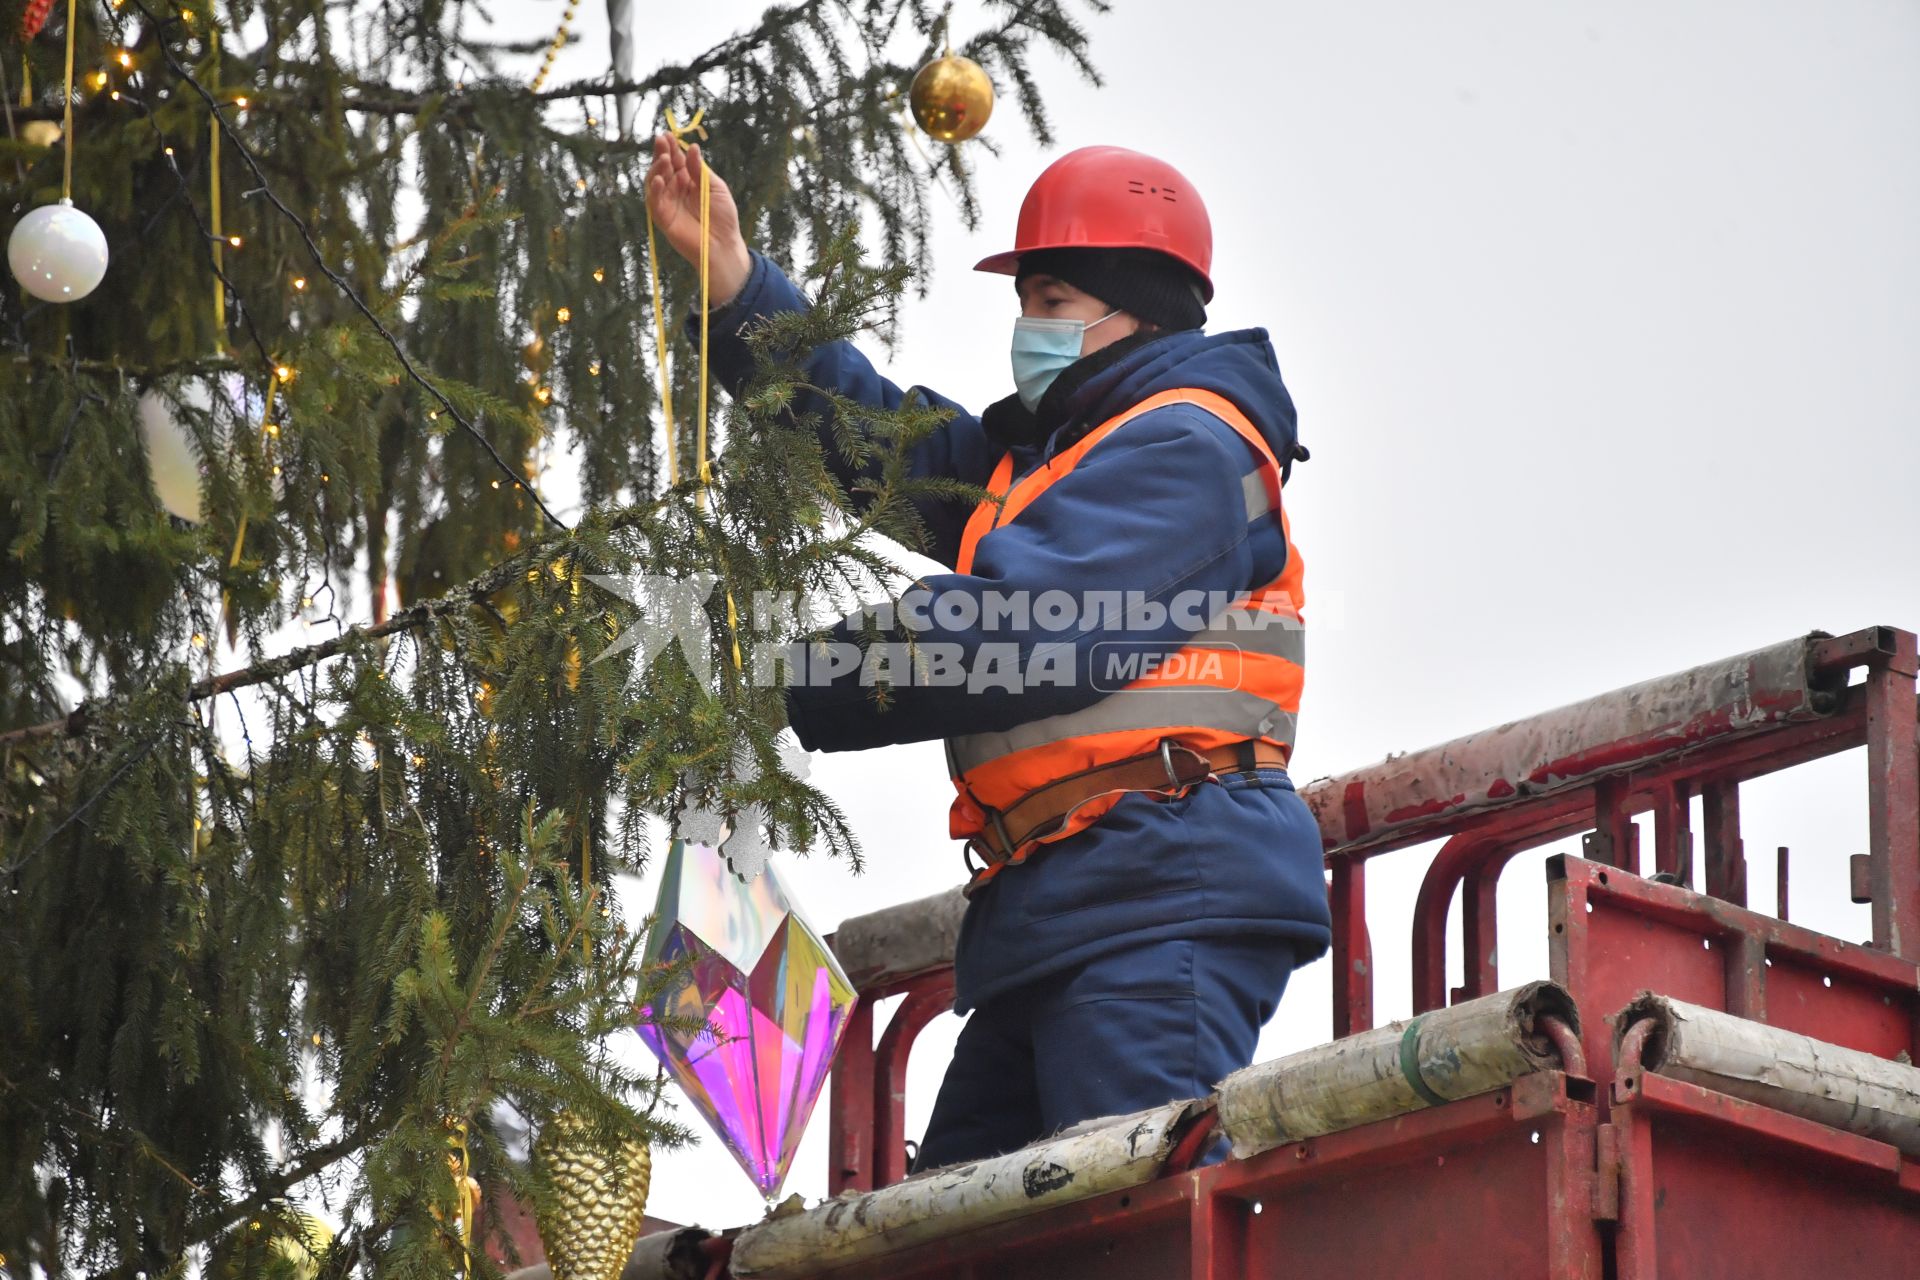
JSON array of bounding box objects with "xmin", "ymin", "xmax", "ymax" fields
[
  {"xmin": 138, "ymin": 376, "xmax": 284, "ymax": 523},
  {"xmin": 19, "ymin": 120, "xmax": 62, "ymax": 148},
  {"xmin": 8, "ymin": 199, "xmax": 109, "ymax": 303},
  {"xmin": 139, "ymin": 388, "xmax": 208, "ymax": 523}
]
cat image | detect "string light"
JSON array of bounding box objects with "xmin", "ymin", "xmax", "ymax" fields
[
  {"xmin": 191, "ymin": 633, "xmax": 207, "ymax": 648},
  {"xmin": 528, "ymin": 2, "xmax": 576, "ymax": 93},
  {"xmin": 588, "ymin": 361, "xmax": 601, "ymax": 377},
  {"xmin": 163, "ymin": 146, "xmax": 174, "ymax": 156},
  {"xmin": 89, "ymin": 70, "xmax": 109, "ymax": 90},
  {"xmin": 490, "ymin": 479, "xmax": 502, "ymax": 489},
  {"xmin": 115, "ymin": 50, "xmax": 133, "ymax": 68},
  {"xmin": 533, "ymin": 386, "xmax": 553, "ymax": 404},
  {"xmin": 234, "ymin": 95, "xmax": 249, "ymax": 109},
  {"xmin": 274, "ymin": 365, "xmax": 293, "ymax": 382},
  {"xmin": 555, "ymin": 306, "xmax": 571, "ymax": 323},
  {"xmin": 292, "ymin": 276, "xmax": 307, "ymax": 290},
  {"xmin": 592, "ymin": 268, "xmax": 605, "ymax": 283},
  {"xmin": 226, "ymin": 234, "xmax": 242, "ymax": 248}
]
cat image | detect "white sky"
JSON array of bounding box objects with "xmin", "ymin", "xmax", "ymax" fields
[{"xmin": 481, "ymin": 0, "xmax": 1920, "ymax": 1233}]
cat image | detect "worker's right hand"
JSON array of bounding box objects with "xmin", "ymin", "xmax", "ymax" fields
[{"xmin": 645, "ymin": 133, "xmax": 754, "ymax": 309}]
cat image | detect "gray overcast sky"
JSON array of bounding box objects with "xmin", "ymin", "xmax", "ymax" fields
[{"xmin": 521, "ymin": 0, "xmax": 1920, "ymax": 1226}]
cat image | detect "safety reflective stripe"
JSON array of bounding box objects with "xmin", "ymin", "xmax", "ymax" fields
[
  {"xmin": 947, "ymin": 688, "xmax": 1299, "ymax": 777},
  {"xmin": 1015, "ymin": 624, "xmax": 1303, "ymax": 664},
  {"xmin": 1242, "ymin": 470, "xmax": 1272, "ymax": 522},
  {"xmin": 1180, "ymin": 620, "xmax": 1306, "ymax": 666}
]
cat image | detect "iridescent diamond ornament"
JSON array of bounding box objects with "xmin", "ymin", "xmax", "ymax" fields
[{"xmin": 636, "ymin": 838, "xmax": 857, "ymax": 1197}]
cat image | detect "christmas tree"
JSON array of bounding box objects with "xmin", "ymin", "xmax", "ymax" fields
[{"xmin": 0, "ymin": 2, "xmax": 1102, "ymax": 1274}]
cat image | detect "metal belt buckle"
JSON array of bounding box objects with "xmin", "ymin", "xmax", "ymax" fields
[
  {"xmin": 961, "ymin": 809, "xmax": 1020, "ymax": 898},
  {"xmin": 962, "ymin": 837, "xmax": 989, "ymax": 880},
  {"xmin": 962, "ymin": 808, "xmax": 1015, "ymax": 875},
  {"xmin": 1159, "ymin": 737, "xmax": 1183, "ymax": 789},
  {"xmin": 987, "ymin": 808, "xmax": 1015, "ymax": 860},
  {"xmin": 1159, "ymin": 738, "xmax": 1211, "ymax": 791}
]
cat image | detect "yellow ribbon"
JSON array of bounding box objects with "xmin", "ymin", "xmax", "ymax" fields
[
  {"xmin": 209, "ymin": 30, "xmax": 226, "ymax": 340},
  {"xmin": 447, "ymin": 1118, "xmax": 477, "ymax": 1278},
  {"xmin": 59, "ymin": 0, "xmax": 75, "ymax": 199},
  {"xmin": 697, "ymin": 129, "xmax": 712, "ymax": 504},
  {"xmin": 643, "ymin": 108, "xmax": 743, "ymax": 674},
  {"xmin": 643, "ymin": 205, "xmax": 677, "ymax": 484},
  {"xmin": 215, "ymin": 371, "xmax": 279, "ymax": 643},
  {"xmin": 645, "ymin": 108, "xmax": 708, "ymax": 487}
]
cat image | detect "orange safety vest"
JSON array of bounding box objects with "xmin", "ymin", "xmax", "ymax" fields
[{"xmin": 945, "ymin": 387, "xmax": 1306, "ymax": 873}]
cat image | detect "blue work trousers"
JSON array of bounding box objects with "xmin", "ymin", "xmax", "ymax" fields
[{"xmin": 912, "ymin": 935, "xmax": 1296, "ymax": 1171}]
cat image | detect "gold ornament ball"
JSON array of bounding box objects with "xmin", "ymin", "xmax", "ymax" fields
[
  {"xmin": 20, "ymin": 120, "xmax": 62, "ymax": 148},
  {"xmin": 909, "ymin": 54, "xmax": 994, "ymax": 143},
  {"xmin": 211, "ymin": 1206, "xmax": 334, "ymax": 1280}
]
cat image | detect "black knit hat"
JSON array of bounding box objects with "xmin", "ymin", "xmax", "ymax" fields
[{"xmin": 1015, "ymin": 246, "xmax": 1208, "ymax": 332}]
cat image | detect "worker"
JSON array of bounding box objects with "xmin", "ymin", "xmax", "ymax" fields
[{"xmin": 646, "ymin": 137, "xmax": 1332, "ymax": 1168}]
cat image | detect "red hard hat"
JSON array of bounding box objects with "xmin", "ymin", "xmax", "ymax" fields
[{"xmin": 975, "ymin": 146, "xmax": 1214, "ymax": 301}]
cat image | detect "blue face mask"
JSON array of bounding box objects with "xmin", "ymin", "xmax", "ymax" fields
[{"xmin": 1010, "ymin": 310, "xmax": 1121, "ymax": 412}]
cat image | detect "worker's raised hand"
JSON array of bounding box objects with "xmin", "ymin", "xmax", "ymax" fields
[{"xmin": 645, "ymin": 134, "xmax": 754, "ymax": 308}]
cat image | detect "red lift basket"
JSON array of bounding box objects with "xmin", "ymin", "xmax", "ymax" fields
[{"xmin": 507, "ymin": 626, "xmax": 1920, "ymax": 1280}]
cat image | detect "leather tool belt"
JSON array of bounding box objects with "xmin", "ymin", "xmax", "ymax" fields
[{"xmin": 962, "ymin": 737, "xmax": 1291, "ymax": 883}]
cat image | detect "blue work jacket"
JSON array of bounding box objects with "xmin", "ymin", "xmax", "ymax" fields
[{"xmin": 697, "ymin": 252, "xmax": 1332, "ymax": 1010}]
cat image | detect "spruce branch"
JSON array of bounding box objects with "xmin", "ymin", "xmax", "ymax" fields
[
  {"xmin": 0, "ymin": 498, "xmax": 668, "ymax": 748},
  {"xmin": 429, "ymin": 803, "xmax": 546, "ymax": 1098},
  {"xmin": 3, "ymin": 352, "xmax": 251, "ymax": 378},
  {"xmin": 79, "ymin": 1131, "xmax": 373, "ymax": 1280},
  {"xmin": 323, "ymin": 0, "xmax": 838, "ymax": 118},
  {"xmin": 7, "ymin": 2, "xmax": 841, "ymax": 124}
]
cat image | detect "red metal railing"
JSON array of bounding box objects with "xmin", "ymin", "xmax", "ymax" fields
[
  {"xmin": 826, "ymin": 969, "xmax": 956, "ymax": 1193},
  {"xmin": 1328, "ymin": 625, "xmax": 1918, "ymax": 1030},
  {"xmin": 826, "ymin": 626, "xmax": 1920, "ymax": 1196}
]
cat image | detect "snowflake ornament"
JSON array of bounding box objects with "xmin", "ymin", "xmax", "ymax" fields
[
  {"xmin": 675, "ymin": 731, "xmax": 814, "ymax": 881},
  {"xmin": 674, "ymin": 800, "xmax": 728, "ymax": 852}
]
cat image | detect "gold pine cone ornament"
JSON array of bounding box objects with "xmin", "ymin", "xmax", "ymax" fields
[
  {"xmin": 909, "ymin": 53, "xmax": 994, "ymax": 143},
  {"xmin": 534, "ymin": 1111, "xmax": 654, "ymax": 1280}
]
